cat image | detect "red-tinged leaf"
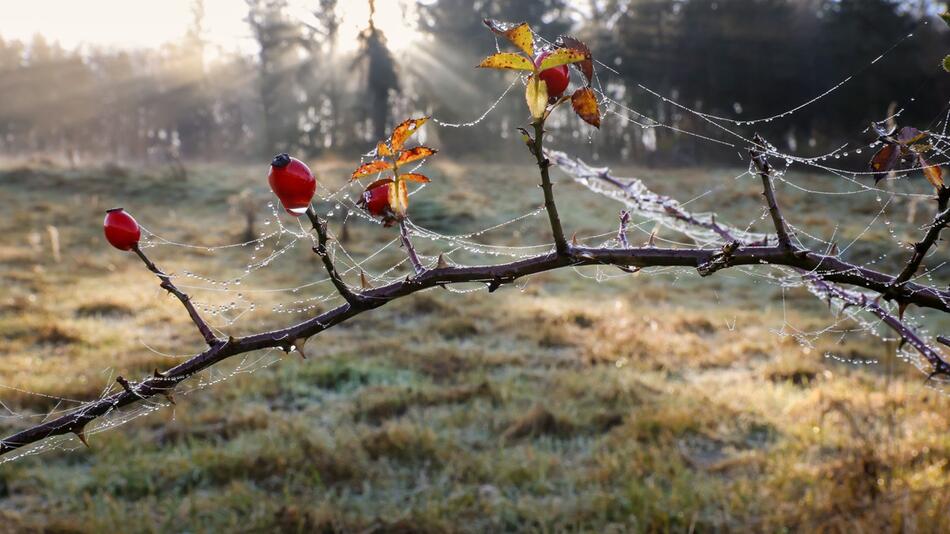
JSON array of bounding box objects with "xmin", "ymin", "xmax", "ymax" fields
[
  {"xmin": 477, "ymin": 52, "xmax": 534, "ymax": 71},
  {"xmin": 525, "ymin": 76, "xmax": 548, "ymax": 119},
  {"xmin": 400, "ymin": 173, "xmax": 430, "ymax": 183},
  {"xmin": 556, "ymin": 36, "xmax": 593, "ymax": 84},
  {"xmin": 483, "ymin": 19, "xmax": 534, "ymax": 57},
  {"xmin": 390, "ymin": 117, "xmax": 428, "ymax": 151},
  {"xmin": 351, "ymin": 159, "xmax": 394, "ymax": 181},
  {"xmin": 364, "ymin": 177, "xmax": 394, "ymax": 191},
  {"xmin": 898, "ymin": 126, "xmax": 927, "ymax": 145},
  {"xmin": 388, "ymin": 180, "xmax": 409, "ymax": 216},
  {"xmin": 919, "ymin": 154, "xmax": 945, "ymax": 190},
  {"xmin": 571, "ymin": 87, "xmax": 600, "ymax": 128},
  {"xmin": 538, "ymin": 48, "xmax": 587, "ymax": 71},
  {"xmin": 869, "ymin": 143, "xmax": 899, "ymax": 182},
  {"xmin": 396, "ymin": 146, "xmax": 437, "ymax": 166}
]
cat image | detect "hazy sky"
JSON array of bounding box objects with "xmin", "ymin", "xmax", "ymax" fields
[{"xmin": 0, "ymin": 0, "xmax": 419, "ymax": 53}]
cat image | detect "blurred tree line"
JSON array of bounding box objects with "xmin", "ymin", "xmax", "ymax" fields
[{"xmin": 0, "ymin": 0, "xmax": 947, "ymax": 166}]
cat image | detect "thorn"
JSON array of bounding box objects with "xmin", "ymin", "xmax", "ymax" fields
[
  {"xmin": 294, "ymin": 337, "xmax": 309, "ymax": 359},
  {"xmin": 647, "ymin": 231, "xmax": 657, "ymax": 248},
  {"xmin": 153, "ymin": 368, "xmax": 166, "ymax": 379},
  {"xmin": 571, "ymin": 232, "xmax": 578, "ymax": 246},
  {"xmin": 436, "ymin": 253, "xmax": 449, "ymax": 269},
  {"xmin": 898, "ymin": 336, "xmax": 908, "ymax": 352},
  {"xmin": 360, "ymin": 271, "xmax": 373, "ymax": 289},
  {"xmin": 488, "ymin": 278, "xmax": 503, "ymax": 293},
  {"xmin": 163, "ymin": 392, "xmax": 176, "ymax": 405},
  {"xmin": 116, "ymin": 376, "xmax": 134, "ymax": 394},
  {"xmin": 73, "ymin": 422, "xmax": 90, "ymax": 448},
  {"xmin": 899, "ymin": 301, "xmax": 909, "ymax": 321},
  {"xmin": 830, "ymin": 242, "xmax": 839, "ymax": 256}
]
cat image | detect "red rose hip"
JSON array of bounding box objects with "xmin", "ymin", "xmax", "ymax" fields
[
  {"xmin": 358, "ymin": 180, "xmax": 397, "ymax": 226},
  {"xmin": 103, "ymin": 207, "xmax": 141, "ymax": 251},
  {"xmin": 534, "ymin": 51, "xmax": 570, "ymax": 98},
  {"xmin": 268, "ymin": 153, "xmax": 316, "ymax": 216}
]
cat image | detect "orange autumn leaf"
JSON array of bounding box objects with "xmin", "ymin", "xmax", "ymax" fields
[
  {"xmin": 477, "ymin": 52, "xmax": 535, "ymax": 71},
  {"xmin": 396, "ymin": 146, "xmax": 437, "ymax": 166},
  {"xmin": 919, "ymin": 155, "xmax": 945, "ymax": 190},
  {"xmin": 400, "ymin": 173, "xmax": 430, "ymax": 183},
  {"xmin": 351, "ymin": 159, "xmax": 394, "ymax": 181},
  {"xmin": 571, "ymin": 87, "xmax": 600, "ymax": 128},
  {"xmin": 376, "ymin": 141, "xmax": 393, "ymax": 157},
  {"xmin": 390, "ymin": 117, "xmax": 428, "ymax": 152}
]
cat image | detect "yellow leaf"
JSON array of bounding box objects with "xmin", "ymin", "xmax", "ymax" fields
[
  {"xmin": 525, "ymin": 76, "xmax": 549, "ymax": 120},
  {"xmin": 377, "ymin": 141, "xmax": 393, "ymax": 157},
  {"xmin": 477, "ymin": 52, "xmax": 535, "ymax": 71},
  {"xmin": 396, "ymin": 146, "xmax": 437, "ymax": 166},
  {"xmin": 484, "ymin": 19, "xmax": 534, "ymax": 57},
  {"xmin": 571, "ymin": 87, "xmax": 600, "ymax": 128},
  {"xmin": 388, "ymin": 180, "xmax": 409, "ymax": 216},
  {"xmin": 390, "ymin": 117, "xmax": 428, "ymax": 152},
  {"xmin": 504, "ymin": 23, "xmax": 534, "ymax": 57},
  {"xmin": 539, "ymin": 48, "xmax": 587, "ymax": 71},
  {"xmin": 351, "ymin": 159, "xmax": 394, "ymax": 181},
  {"xmin": 920, "ymin": 155, "xmax": 945, "ymax": 190},
  {"xmin": 400, "ymin": 173, "xmax": 430, "ymax": 183}
]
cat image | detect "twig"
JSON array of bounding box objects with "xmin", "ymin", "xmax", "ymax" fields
[
  {"xmin": 617, "ymin": 211, "xmax": 630, "ymax": 247},
  {"xmin": 132, "ymin": 245, "xmax": 218, "ymax": 346},
  {"xmin": 750, "ymin": 134, "xmax": 793, "ymax": 249},
  {"xmin": 400, "ymin": 220, "xmax": 425, "ymax": 275},
  {"xmin": 306, "ymin": 206, "xmax": 362, "ymax": 305}
]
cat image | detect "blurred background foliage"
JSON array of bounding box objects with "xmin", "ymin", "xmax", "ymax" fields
[{"xmin": 1, "ymin": 0, "xmax": 949, "ymax": 167}]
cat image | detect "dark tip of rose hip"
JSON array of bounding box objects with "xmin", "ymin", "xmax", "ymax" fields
[
  {"xmin": 271, "ymin": 153, "xmax": 291, "ymax": 168},
  {"xmin": 106, "ymin": 207, "xmax": 125, "ymax": 213}
]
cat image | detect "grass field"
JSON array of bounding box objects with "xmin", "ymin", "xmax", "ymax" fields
[{"xmin": 0, "ymin": 154, "xmax": 949, "ymax": 532}]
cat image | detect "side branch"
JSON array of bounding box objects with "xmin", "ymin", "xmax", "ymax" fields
[
  {"xmin": 750, "ymin": 134, "xmax": 793, "ymax": 249},
  {"xmin": 305, "ymin": 207, "xmax": 362, "ymax": 305},
  {"xmin": 892, "ymin": 186, "xmax": 950, "ymax": 288},
  {"xmin": 132, "ymin": 245, "xmax": 219, "ymax": 346}
]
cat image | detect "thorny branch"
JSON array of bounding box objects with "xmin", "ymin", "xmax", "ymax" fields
[
  {"xmin": 527, "ymin": 119, "xmax": 569, "ymax": 256},
  {"xmin": 305, "ymin": 206, "xmax": 363, "ymax": 306},
  {"xmin": 3, "ymin": 144, "xmax": 950, "ymax": 458},
  {"xmin": 132, "ymin": 244, "xmax": 219, "ymax": 346},
  {"xmin": 891, "ymin": 185, "xmax": 950, "ymax": 288}
]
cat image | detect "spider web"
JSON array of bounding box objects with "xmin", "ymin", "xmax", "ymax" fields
[{"xmin": 3, "ymin": 17, "xmax": 950, "ymax": 464}]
